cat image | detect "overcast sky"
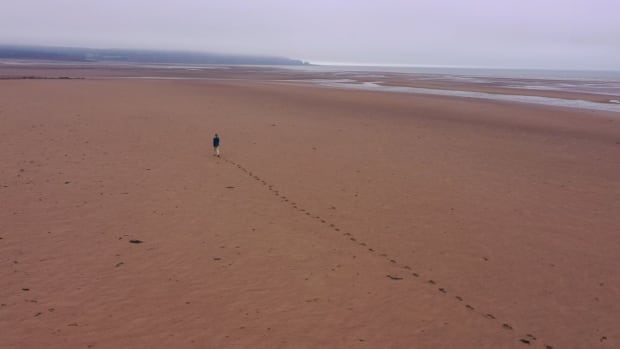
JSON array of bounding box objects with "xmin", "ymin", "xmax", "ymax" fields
[{"xmin": 2, "ymin": 0, "xmax": 618, "ymax": 70}]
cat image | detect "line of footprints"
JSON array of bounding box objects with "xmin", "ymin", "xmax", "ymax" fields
[{"xmin": 223, "ymin": 158, "xmax": 560, "ymax": 348}]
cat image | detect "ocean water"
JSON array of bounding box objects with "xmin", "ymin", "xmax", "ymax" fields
[
  {"xmin": 280, "ymin": 65, "xmax": 620, "ymax": 95},
  {"xmin": 282, "ymin": 65, "xmax": 620, "ymax": 82},
  {"xmin": 278, "ymin": 65, "xmax": 620, "ymax": 113},
  {"xmin": 314, "ymin": 81, "xmax": 620, "ymax": 114}
]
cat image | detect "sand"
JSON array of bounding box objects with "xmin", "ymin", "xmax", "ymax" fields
[{"xmin": 1, "ymin": 66, "xmax": 619, "ymax": 348}]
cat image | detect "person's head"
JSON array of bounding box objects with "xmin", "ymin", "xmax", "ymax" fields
[{"xmin": 215, "ymin": 133, "xmax": 218, "ymax": 137}]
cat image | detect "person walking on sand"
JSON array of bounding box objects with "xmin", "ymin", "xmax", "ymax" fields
[{"xmin": 213, "ymin": 133, "xmax": 220, "ymax": 157}]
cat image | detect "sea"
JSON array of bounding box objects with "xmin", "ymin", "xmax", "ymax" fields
[
  {"xmin": 282, "ymin": 65, "xmax": 620, "ymax": 81},
  {"xmin": 277, "ymin": 65, "xmax": 620, "ymax": 113}
]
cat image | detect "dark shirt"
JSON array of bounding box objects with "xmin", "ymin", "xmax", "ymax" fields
[{"xmin": 213, "ymin": 136, "xmax": 220, "ymax": 147}]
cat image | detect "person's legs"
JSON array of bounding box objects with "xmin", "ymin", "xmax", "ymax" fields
[{"xmin": 216, "ymin": 146, "xmax": 220, "ymax": 157}]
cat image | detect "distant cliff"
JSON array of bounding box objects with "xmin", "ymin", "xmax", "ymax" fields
[{"xmin": 0, "ymin": 45, "xmax": 308, "ymax": 65}]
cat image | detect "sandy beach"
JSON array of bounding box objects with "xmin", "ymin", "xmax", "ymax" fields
[{"xmin": 1, "ymin": 65, "xmax": 619, "ymax": 348}]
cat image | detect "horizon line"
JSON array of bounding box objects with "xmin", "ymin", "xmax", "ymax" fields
[{"xmin": 307, "ymin": 61, "xmax": 620, "ymax": 72}]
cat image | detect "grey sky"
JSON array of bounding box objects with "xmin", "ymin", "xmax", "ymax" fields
[{"xmin": 2, "ymin": 0, "xmax": 619, "ymax": 70}]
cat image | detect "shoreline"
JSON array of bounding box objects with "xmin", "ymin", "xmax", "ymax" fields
[
  {"xmin": 1, "ymin": 60, "xmax": 618, "ymax": 104},
  {"xmin": 301, "ymin": 79, "xmax": 620, "ymax": 113}
]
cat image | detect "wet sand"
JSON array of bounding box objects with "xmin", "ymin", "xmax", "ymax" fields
[{"xmin": 1, "ymin": 68, "xmax": 619, "ymax": 348}]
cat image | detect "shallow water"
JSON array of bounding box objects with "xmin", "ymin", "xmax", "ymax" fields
[
  {"xmin": 280, "ymin": 65, "xmax": 620, "ymax": 96},
  {"xmin": 316, "ymin": 81, "xmax": 620, "ymax": 114}
]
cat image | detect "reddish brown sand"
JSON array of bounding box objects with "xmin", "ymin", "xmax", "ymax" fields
[{"xmin": 1, "ymin": 68, "xmax": 619, "ymax": 348}]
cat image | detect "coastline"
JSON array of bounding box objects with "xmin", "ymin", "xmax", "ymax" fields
[
  {"xmin": 302, "ymin": 80, "xmax": 620, "ymax": 113},
  {"xmin": 1, "ymin": 60, "xmax": 619, "ymax": 108}
]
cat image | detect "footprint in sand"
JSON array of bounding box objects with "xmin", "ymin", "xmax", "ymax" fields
[
  {"xmin": 455, "ymin": 296, "xmax": 463, "ymax": 301},
  {"xmin": 485, "ymin": 313, "xmax": 496, "ymax": 319},
  {"xmin": 465, "ymin": 304, "xmax": 474, "ymax": 310},
  {"xmin": 519, "ymin": 339, "xmax": 531, "ymax": 345},
  {"xmin": 502, "ymin": 323, "xmax": 513, "ymax": 330}
]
